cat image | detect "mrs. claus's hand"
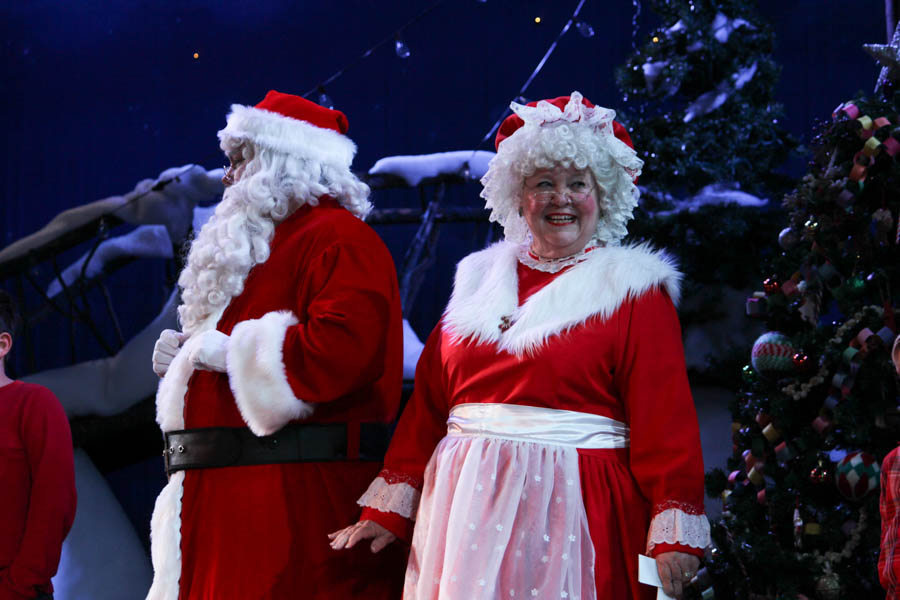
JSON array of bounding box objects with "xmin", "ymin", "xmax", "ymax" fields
[
  {"xmin": 655, "ymin": 550, "xmax": 700, "ymax": 599},
  {"xmin": 328, "ymin": 520, "xmax": 396, "ymax": 553}
]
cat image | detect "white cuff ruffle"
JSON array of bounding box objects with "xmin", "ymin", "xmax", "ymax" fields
[
  {"xmin": 357, "ymin": 476, "xmax": 421, "ymax": 520},
  {"xmin": 646, "ymin": 507, "xmax": 711, "ymax": 554}
]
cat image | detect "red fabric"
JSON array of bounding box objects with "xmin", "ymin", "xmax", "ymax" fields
[
  {"xmin": 0, "ymin": 381, "xmax": 76, "ymax": 600},
  {"xmin": 494, "ymin": 94, "xmax": 635, "ymax": 153},
  {"xmin": 360, "ymin": 507, "xmax": 415, "ymax": 545},
  {"xmin": 881, "ymin": 445, "xmax": 900, "ymax": 598},
  {"xmin": 255, "ymin": 90, "xmax": 349, "ymax": 134},
  {"xmin": 178, "ymin": 199, "xmax": 405, "ymax": 599},
  {"xmin": 365, "ymin": 262, "xmax": 705, "ymax": 599}
]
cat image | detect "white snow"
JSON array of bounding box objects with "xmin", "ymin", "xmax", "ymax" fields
[
  {"xmin": 47, "ymin": 225, "xmax": 173, "ymax": 298},
  {"xmin": 648, "ymin": 183, "xmax": 767, "ymax": 217},
  {"xmin": 402, "ymin": 319, "xmax": 425, "ymax": 379},
  {"xmin": 0, "ymin": 165, "xmax": 222, "ymax": 267},
  {"xmin": 52, "ymin": 450, "xmax": 153, "ymax": 599},
  {"xmin": 368, "ymin": 151, "xmax": 495, "ymax": 186},
  {"xmin": 25, "ymin": 289, "xmax": 179, "ymax": 417},
  {"xmin": 683, "ymin": 61, "xmax": 757, "ymax": 122},
  {"xmin": 711, "ymin": 12, "xmax": 753, "ymax": 43}
]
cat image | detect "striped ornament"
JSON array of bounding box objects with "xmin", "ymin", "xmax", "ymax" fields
[{"xmin": 751, "ymin": 331, "xmax": 797, "ymax": 379}]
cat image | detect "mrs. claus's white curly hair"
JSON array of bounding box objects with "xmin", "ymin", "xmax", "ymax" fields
[{"xmin": 480, "ymin": 92, "xmax": 643, "ymax": 246}]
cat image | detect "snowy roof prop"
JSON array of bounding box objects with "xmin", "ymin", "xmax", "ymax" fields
[
  {"xmin": 367, "ymin": 150, "xmax": 495, "ymax": 187},
  {"xmin": 0, "ymin": 165, "xmax": 223, "ymax": 276},
  {"xmin": 647, "ymin": 183, "xmax": 767, "ymax": 217}
]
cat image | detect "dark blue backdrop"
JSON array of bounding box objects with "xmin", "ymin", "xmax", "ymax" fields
[{"xmin": 0, "ymin": 0, "xmax": 887, "ymax": 362}]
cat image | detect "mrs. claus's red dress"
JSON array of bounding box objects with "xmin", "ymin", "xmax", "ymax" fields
[{"xmin": 358, "ymin": 241, "xmax": 710, "ymax": 599}]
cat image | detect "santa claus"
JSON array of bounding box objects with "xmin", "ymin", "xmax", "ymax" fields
[{"xmin": 147, "ymin": 90, "xmax": 406, "ymax": 599}]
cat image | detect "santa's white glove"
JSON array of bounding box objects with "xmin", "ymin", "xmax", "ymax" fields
[
  {"xmin": 188, "ymin": 329, "xmax": 230, "ymax": 373},
  {"xmin": 152, "ymin": 329, "xmax": 185, "ymax": 377}
]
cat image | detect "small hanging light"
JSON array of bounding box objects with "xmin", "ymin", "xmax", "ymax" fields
[
  {"xmin": 575, "ymin": 21, "xmax": 595, "ymax": 38},
  {"xmin": 317, "ymin": 85, "xmax": 334, "ymax": 110},
  {"xmin": 394, "ymin": 36, "xmax": 411, "ymax": 59}
]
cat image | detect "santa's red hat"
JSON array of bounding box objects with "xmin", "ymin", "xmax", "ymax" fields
[
  {"xmin": 495, "ymin": 94, "xmax": 635, "ymax": 153},
  {"xmin": 218, "ymin": 90, "xmax": 357, "ymax": 171}
]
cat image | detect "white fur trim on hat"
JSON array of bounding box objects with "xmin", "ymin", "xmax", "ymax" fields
[
  {"xmin": 218, "ymin": 104, "xmax": 357, "ymax": 171},
  {"xmin": 444, "ymin": 241, "xmax": 681, "ymax": 356},
  {"xmin": 226, "ymin": 310, "xmax": 315, "ymax": 436}
]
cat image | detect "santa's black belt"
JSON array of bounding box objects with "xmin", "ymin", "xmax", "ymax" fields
[{"xmin": 163, "ymin": 422, "xmax": 392, "ymax": 477}]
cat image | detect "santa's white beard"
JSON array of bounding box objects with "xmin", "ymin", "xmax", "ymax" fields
[{"xmin": 177, "ymin": 182, "xmax": 279, "ymax": 336}]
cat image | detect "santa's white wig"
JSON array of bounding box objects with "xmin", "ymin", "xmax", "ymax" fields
[
  {"xmin": 480, "ymin": 92, "xmax": 644, "ymax": 246},
  {"xmin": 177, "ymin": 131, "xmax": 371, "ymax": 335}
]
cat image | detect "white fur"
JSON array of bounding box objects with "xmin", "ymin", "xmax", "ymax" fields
[
  {"xmin": 145, "ymin": 471, "xmax": 185, "ymax": 600},
  {"xmin": 444, "ymin": 241, "xmax": 681, "ymax": 356},
  {"xmin": 218, "ymin": 104, "xmax": 356, "ymax": 171},
  {"xmin": 226, "ymin": 310, "xmax": 315, "ymax": 436}
]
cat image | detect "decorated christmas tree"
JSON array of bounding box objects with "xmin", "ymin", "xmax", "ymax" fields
[
  {"xmin": 615, "ymin": 0, "xmax": 794, "ymax": 196},
  {"xmin": 701, "ymin": 22, "xmax": 900, "ymax": 600}
]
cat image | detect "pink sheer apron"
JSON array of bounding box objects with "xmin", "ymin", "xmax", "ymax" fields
[{"xmin": 404, "ymin": 403, "xmax": 630, "ymax": 599}]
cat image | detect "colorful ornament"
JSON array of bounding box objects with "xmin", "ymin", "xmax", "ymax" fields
[
  {"xmin": 751, "ymin": 332, "xmax": 797, "ymax": 379},
  {"xmin": 809, "ymin": 456, "xmax": 832, "ymax": 484},
  {"xmin": 814, "ymin": 572, "xmax": 841, "ymax": 600},
  {"xmin": 834, "ymin": 451, "xmax": 880, "ymax": 500},
  {"xmin": 763, "ymin": 277, "xmax": 780, "ymax": 294},
  {"xmin": 778, "ymin": 226, "xmax": 801, "ymax": 250}
]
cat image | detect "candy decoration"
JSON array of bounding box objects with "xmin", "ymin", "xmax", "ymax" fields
[
  {"xmin": 775, "ymin": 441, "xmax": 795, "ymax": 463},
  {"xmin": 762, "ymin": 423, "xmax": 781, "ymax": 443},
  {"xmin": 751, "ymin": 332, "xmax": 797, "ymax": 378},
  {"xmin": 835, "ymin": 451, "xmax": 880, "ymax": 500}
]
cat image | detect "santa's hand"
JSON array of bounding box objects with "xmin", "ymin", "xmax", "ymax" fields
[
  {"xmin": 188, "ymin": 330, "xmax": 230, "ymax": 373},
  {"xmin": 328, "ymin": 520, "xmax": 396, "ymax": 553},
  {"xmin": 152, "ymin": 329, "xmax": 186, "ymax": 377}
]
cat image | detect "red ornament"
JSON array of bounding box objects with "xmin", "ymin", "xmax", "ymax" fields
[
  {"xmin": 763, "ymin": 277, "xmax": 781, "ymax": 294},
  {"xmin": 792, "ymin": 352, "xmax": 810, "ymax": 369}
]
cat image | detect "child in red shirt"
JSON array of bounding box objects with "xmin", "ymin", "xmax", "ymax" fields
[{"xmin": 0, "ymin": 291, "xmax": 76, "ymax": 600}]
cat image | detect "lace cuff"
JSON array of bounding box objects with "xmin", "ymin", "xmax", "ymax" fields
[
  {"xmin": 646, "ymin": 508, "xmax": 711, "ymax": 554},
  {"xmin": 357, "ymin": 475, "xmax": 421, "ymax": 520}
]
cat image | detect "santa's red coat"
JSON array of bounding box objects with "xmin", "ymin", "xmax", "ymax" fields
[{"xmin": 148, "ymin": 198, "xmax": 406, "ymax": 600}]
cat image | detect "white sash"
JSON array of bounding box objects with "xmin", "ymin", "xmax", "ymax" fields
[{"xmin": 447, "ymin": 402, "xmax": 629, "ymax": 448}]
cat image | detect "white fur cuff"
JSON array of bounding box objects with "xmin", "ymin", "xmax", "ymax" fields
[
  {"xmin": 646, "ymin": 508, "xmax": 711, "ymax": 554},
  {"xmin": 226, "ymin": 310, "xmax": 314, "ymax": 436}
]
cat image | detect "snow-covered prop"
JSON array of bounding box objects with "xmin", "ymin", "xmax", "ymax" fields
[
  {"xmin": 368, "ymin": 150, "xmax": 495, "ymax": 186},
  {"xmin": 648, "ymin": 183, "xmax": 767, "ymax": 217},
  {"xmin": 47, "ymin": 226, "xmax": 173, "ymax": 299},
  {"xmin": 0, "ymin": 165, "xmax": 223, "ymax": 268},
  {"xmin": 52, "ymin": 450, "xmax": 153, "ymax": 599}
]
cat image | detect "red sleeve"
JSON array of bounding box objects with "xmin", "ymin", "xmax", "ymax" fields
[
  {"xmin": 282, "ymin": 241, "xmax": 397, "ymax": 403},
  {"xmin": 880, "ymin": 446, "xmax": 900, "ymax": 594},
  {"xmin": 361, "ymin": 323, "xmax": 450, "ymax": 542},
  {"xmin": 1, "ymin": 388, "xmax": 76, "ymax": 599},
  {"xmin": 614, "ymin": 288, "xmax": 707, "ymax": 556}
]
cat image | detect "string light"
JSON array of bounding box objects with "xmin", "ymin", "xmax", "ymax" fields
[
  {"xmin": 192, "ymin": 52, "xmax": 199, "ymax": 59},
  {"xmin": 471, "ymin": 0, "xmax": 590, "ymax": 151},
  {"xmin": 575, "ymin": 20, "xmax": 595, "ymax": 38},
  {"xmin": 652, "ymin": 35, "xmax": 659, "ymax": 43},
  {"xmin": 534, "ymin": 16, "xmax": 542, "ymax": 24},
  {"xmin": 317, "ymin": 86, "xmax": 335, "ymax": 109},
  {"xmin": 394, "ymin": 36, "xmax": 411, "ymax": 59},
  {"xmin": 301, "ymin": 0, "xmax": 446, "ymax": 99}
]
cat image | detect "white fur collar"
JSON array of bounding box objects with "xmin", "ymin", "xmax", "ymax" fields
[{"xmin": 443, "ymin": 241, "xmax": 681, "ymax": 356}]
